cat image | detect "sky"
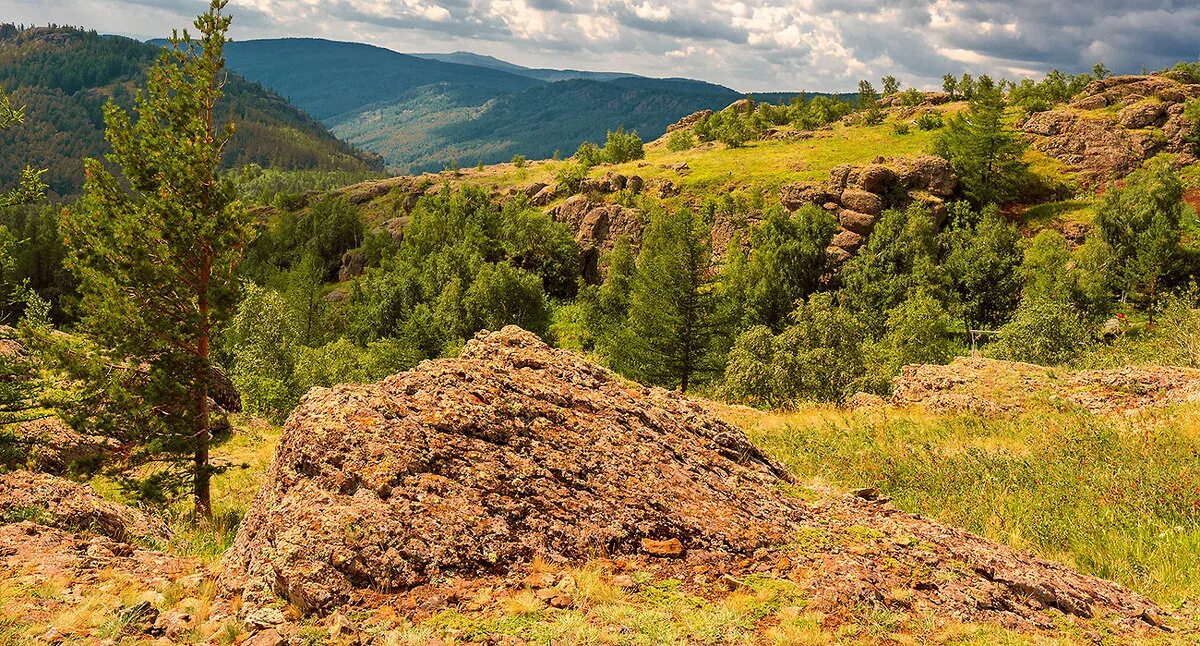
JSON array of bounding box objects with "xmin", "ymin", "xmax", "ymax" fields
[{"xmin": 4, "ymin": 0, "xmax": 1198, "ymax": 92}]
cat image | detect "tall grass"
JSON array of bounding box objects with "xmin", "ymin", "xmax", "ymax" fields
[{"xmin": 742, "ymin": 407, "xmax": 1200, "ymax": 607}]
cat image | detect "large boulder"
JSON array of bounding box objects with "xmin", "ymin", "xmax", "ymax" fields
[
  {"xmin": 848, "ymin": 164, "xmax": 897, "ymax": 193},
  {"xmin": 223, "ymin": 327, "xmax": 795, "ymax": 613},
  {"xmin": 0, "ymin": 470, "xmax": 170, "ymax": 543},
  {"xmin": 221, "ymin": 329, "xmax": 1166, "ymax": 636},
  {"xmin": 892, "ymin": 156, "xmax": 958, "ymax": 197},
  {"xmin": 839, "ymin": 188, "xmax": 883, "ymax": 216},
  {"xmin": 1117, "ymin": 101, "xmax": 1167, "ymax": 129}
]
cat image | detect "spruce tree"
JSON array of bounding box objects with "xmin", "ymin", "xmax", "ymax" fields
[
  {"xmin": 0, "ymin": 86, "xmax": 47, "ymax": 208},
  {"xmin": 56, "ymin": 0, "xmax": 251, "ymax": 516},
  {"xmin": 624, "ymin": 208, "xmax": 725, "ymax": 392}
]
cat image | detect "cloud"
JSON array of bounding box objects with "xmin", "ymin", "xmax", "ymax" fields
[{"xmin": 2, "ymin": 0, "xmax": 1195, "ymax": 91}]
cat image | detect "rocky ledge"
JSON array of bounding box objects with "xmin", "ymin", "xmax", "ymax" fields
[{"xmin": 222, "ymin": 326, "xmax": 1166, "ymax": 637}]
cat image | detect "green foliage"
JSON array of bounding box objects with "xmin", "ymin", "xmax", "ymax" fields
[
  {"xmin": 940, "ymin": 204, "xmax": 1024, "ymax": 329},
  {"xmin": 1182, "ymin": 99, "xmax": 1200, "ymax": 156},
  {"xmin": 1158, "ymin": 286, "xmax": 1200, "ymax": 367},
  {"xmin": 511, "ymin": 154, "xmax": 526, "ymax": 169},
  {"xmin": 725, "ymin": 205, "xmax": 837, "ymax": 331},
  {"xmin": 576, "ymin": 237, "xmax": 636, "ymax": 359},
  {"xmin": 666, "ymin": 129, "xmax": 696, "ymax": 152},
  {"xmin": 880, "ymin": 76, "xmax": 899, "ymax": 97},
  {"xmin": 723, "ymin": 293, "xmax": 869, "ymax": 405},
  {"xmin": 840, "ymin": 204, "xmax": 948, "ymax": 336},
  {"xmin": 1008, "ymin": 69, "xmax": 1094, "ymax": 114},
  {"xmin": 882, "ymin": 288, "xmax": 955, "ymax": 369},
  {"xmin": 245, "ymin": 196, "xmax": 364, "ymax": 282},
  {"xmin": 934, "ymin": 76, "xmax": 1028, "ymax": 205},
  {"xmin": 555, "ymin": 161, "xmax": 589, "ymax": 193},
  {"xmin": 0, "ymin": 26, "xmax": 375, "ymax": 198},
  {"xmin": 892, "ymin": 123, "xmax": 909, "ymax": 136},
  {"xmin": 1019, "ymin": 230, "xmax": 1113, "ymax": 322},
  {"xmin": 603, "ymin": 126, "xmax": 644, "ymax": 164},
  {"xmin": 0, "ymin": 85, "xmax": 46, "ymax": 208},
  {"xmin": 914, "ymin": 110, "xmax": 943, "ymax": 130},
  {"xmin": 46, "ymin": 1, "xmax": 252, "ymax": 514},
  {"xmin": 574, "ymin": 141, "xmax": 604, "ymax": 168},
  {"xmin": 991, "ymin": 295, "xmax": 1094, "ymax": 365},
  {"xmin": 941, "ymin": 74, "xmax": 958, "ymax": 100},
  {"xmin": 621, "ymin": 208, "xmax": 726, "ymax": 391},
  {"xmin": 897, "ymin": 88, "xmax": 924, "ymax": 108},
  {"xmin": 1093, "ymin": 155, "xmax": 1189, "ymax": 322},
  {"xmin": 462, "ymin": 262, "xmax": 550, "ymax": 336}
]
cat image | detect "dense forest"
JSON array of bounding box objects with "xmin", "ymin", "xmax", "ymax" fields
[{"xmin": 0, "ymin": 24, "xmax": 380, "ymax": 198}]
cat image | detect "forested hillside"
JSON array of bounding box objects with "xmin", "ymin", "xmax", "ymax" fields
[
  {"xmin": 222, "ymin": 38, "xmax": 747, "ymax": 172},
  {"xmin": 0, "ymin": 25, "xmax": 379, "ymax": 197}
]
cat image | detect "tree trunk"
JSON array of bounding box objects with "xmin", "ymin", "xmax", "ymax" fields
[{"xmin": 194, "ymin": 377, "xmax": 211, "ymax": 519}]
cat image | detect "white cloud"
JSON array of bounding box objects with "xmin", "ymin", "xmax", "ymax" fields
[{"xmin": 2, "ymin": 0, "xmax": 1195, "ymax": 92}]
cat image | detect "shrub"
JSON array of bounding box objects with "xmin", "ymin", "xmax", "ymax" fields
[
  {"xmin": 511, "ymin": 154, "xmax": 526, "ymax": 169},
  {"xmin": 574, "ymin": 142, "xmax": 604, "ymax": 168},
  {"xmin": 555, "ymin": 161, "xmax": 589, "ymax": 194},
  {"xmin": 991, "ymin": 296, "xmax": 1094, "ymax": 365},
  {"xmin": 667, "ymin": 129, "xmax": 696, "ymax": 152},
  {"xmin": 603, "ymin": 126, "xmax": 644, "ymax": 164},
  {"xmin": 915, "ymin": 110, "xmax": 943, "ymax": 130},
  {"xmin": 893, "ymin": 123, "xmax": 910, "ymax": 136},
  {"xmin": 898, "ymin": 88, "xmax": 924, "ymax": 107}
]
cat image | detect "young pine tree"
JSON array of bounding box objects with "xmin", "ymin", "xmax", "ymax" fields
[
  {"xmin": 934, "ymin": 76, "xmax": 1027, "ymax": 206},
  {"xmin": 624, "ymin": 208, "xmax": 725, "ymax": 392},
  {"xmin": 56, "ymin": 0, "xmax": 252, "ymax": 516}
]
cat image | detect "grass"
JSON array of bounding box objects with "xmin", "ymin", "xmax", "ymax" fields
[
  {"xmin": 1018, "ymin": 198, "xmax": 1097, "ymax": 230},
  {"xmin": 727, "ymin": 405, "xmax": 1200, "ymax": 608}
]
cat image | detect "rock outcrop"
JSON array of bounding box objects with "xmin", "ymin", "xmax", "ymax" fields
[
  {"xmin": 892, "ymin": 356, "xmax": 1200, "ymax": 415},
  {"xmin": 780, "ymin": 155, "xmax": 957, "ymax": 264},
  {"xmin": 0, "ymin": 470, "xmax": 170, "ymax": 543},
  {"xmin": 549, "ymin": 196, "xmax": 645, "ymax": 282},
  {"xmin": 224, "ymin": 326, "xmax": 793, "ymax": 613},
  {"xmin": 1022, "ymin": 74, "xmax": 1200, "ymax": 183},
  {"xmin": 224, "ymin": 327, "xmax": 1165, "ymax": 636}
]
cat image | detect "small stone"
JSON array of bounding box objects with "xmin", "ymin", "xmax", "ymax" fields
[
  {"xmin": 243, "ymin": 628, "xmax": 285, "ymax": 646},
  {"xmin": 549, "ymin": 594, "xmax": 574, "ymax": 608},
  {"xmin": 611, "ymin": 574, "xmax": 635, "ymax": 589},
  {"xmin": 243, "ymin": 606, "xmax": 285, "ymax": 631},
  {"xmin": 640, "ymin": 537, "xmax": 684, "ymax": 558}
]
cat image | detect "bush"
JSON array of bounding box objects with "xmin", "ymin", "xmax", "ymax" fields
[
  {"xmin": 603, "ymin": 126, "xmax": 644, "ymax": 163},
  {"xmin": 882, "ymin": 289, "xmax": 955, "ymax": 369},
  {"xmin": 666, "ymin": 129, "xmax": 696, "ymax": 152},
  {"xmin": 1159, "ymin": 288, "xmax": 1200, "ymax": 367},
  {"xmin": 991, "ymin": 296, "xmax": 1094, "ymax": 365},
  {"xmin": 574, "ymin": 142, "xmax": 604, "ymax": 168},
  {"xmin": 893, "ymin": 123, "xmax": 910, "ymax": 136},
  {"xmin": 915, "ymin": 110, "xmax": 943, "ymax": 130},
  {"xmin": 511, "ymin": 154, "xmax": 526, "ymax": 169},
  {"xmin": 722, "ymin": 293, "xmax": 869, "ymax": 405},
  {"xmin": 555, "ymin": 161, "xmax": 589, "ymax": 194},
  {"xmin": 898, "ymin": 88, "xmax": 924, "ymax": 107}
]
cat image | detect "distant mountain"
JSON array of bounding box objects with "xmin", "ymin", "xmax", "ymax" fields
[
  {"xmin": 412, "ymin": 51, "xmax": 637, "ymax": 83},
  {"xmin": 225, "ymin": 39, "xmax": 542, "ymax": 122},
  {"xmin": 223, "ymin": 38, "xmax": 747, "ymax": 173},
  {"xmin": 0, "ymin": 27, "xmax": 379, "ymax": 198}
]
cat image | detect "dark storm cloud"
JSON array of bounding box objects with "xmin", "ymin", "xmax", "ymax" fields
[{"xmin": 1, "ymin": 0, "xmax": 1195, "ymax": 91}]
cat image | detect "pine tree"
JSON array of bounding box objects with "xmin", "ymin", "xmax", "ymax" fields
[
  {"xmin": 624, "ymin": 208, "xmax": 725, "ymax": 392},
  {"xmin": 0, "ymin": 86, "xmax": 46, "ymax": 208},
  {"xmin": 55, "ymin": 0, "xmax": 251, "ymax": 516},
  {"xmin": 934, "ymin": 77, "xmax": 1027, "ymax": 206}
]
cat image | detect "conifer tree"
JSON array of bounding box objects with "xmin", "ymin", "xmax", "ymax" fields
[
  {"xmin": 624, "ymin": 208, "xmax": 725, "ymax": 392},
  {"xmin": 55, "ymin": 0, "xmax": 251, "ymax": 516},
  {"xmin": 934, "ymin": 77, "xmax": 1027, "ymax": 206},
  {"xmin": 0, "ymin": 86, "xmax": 46, "ymax": 208}
]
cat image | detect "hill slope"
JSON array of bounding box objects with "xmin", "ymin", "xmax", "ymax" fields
[
  {"xmin": 0, "ymin": 27, "xmax": 379, "ymax": 198},
  {"xmin": 412, "ymin": 50, "xmax": 638, "ymax": 82},
  {"xmin": 222, "ymin": 38, "xmax": 745, "ymax": 172}
]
